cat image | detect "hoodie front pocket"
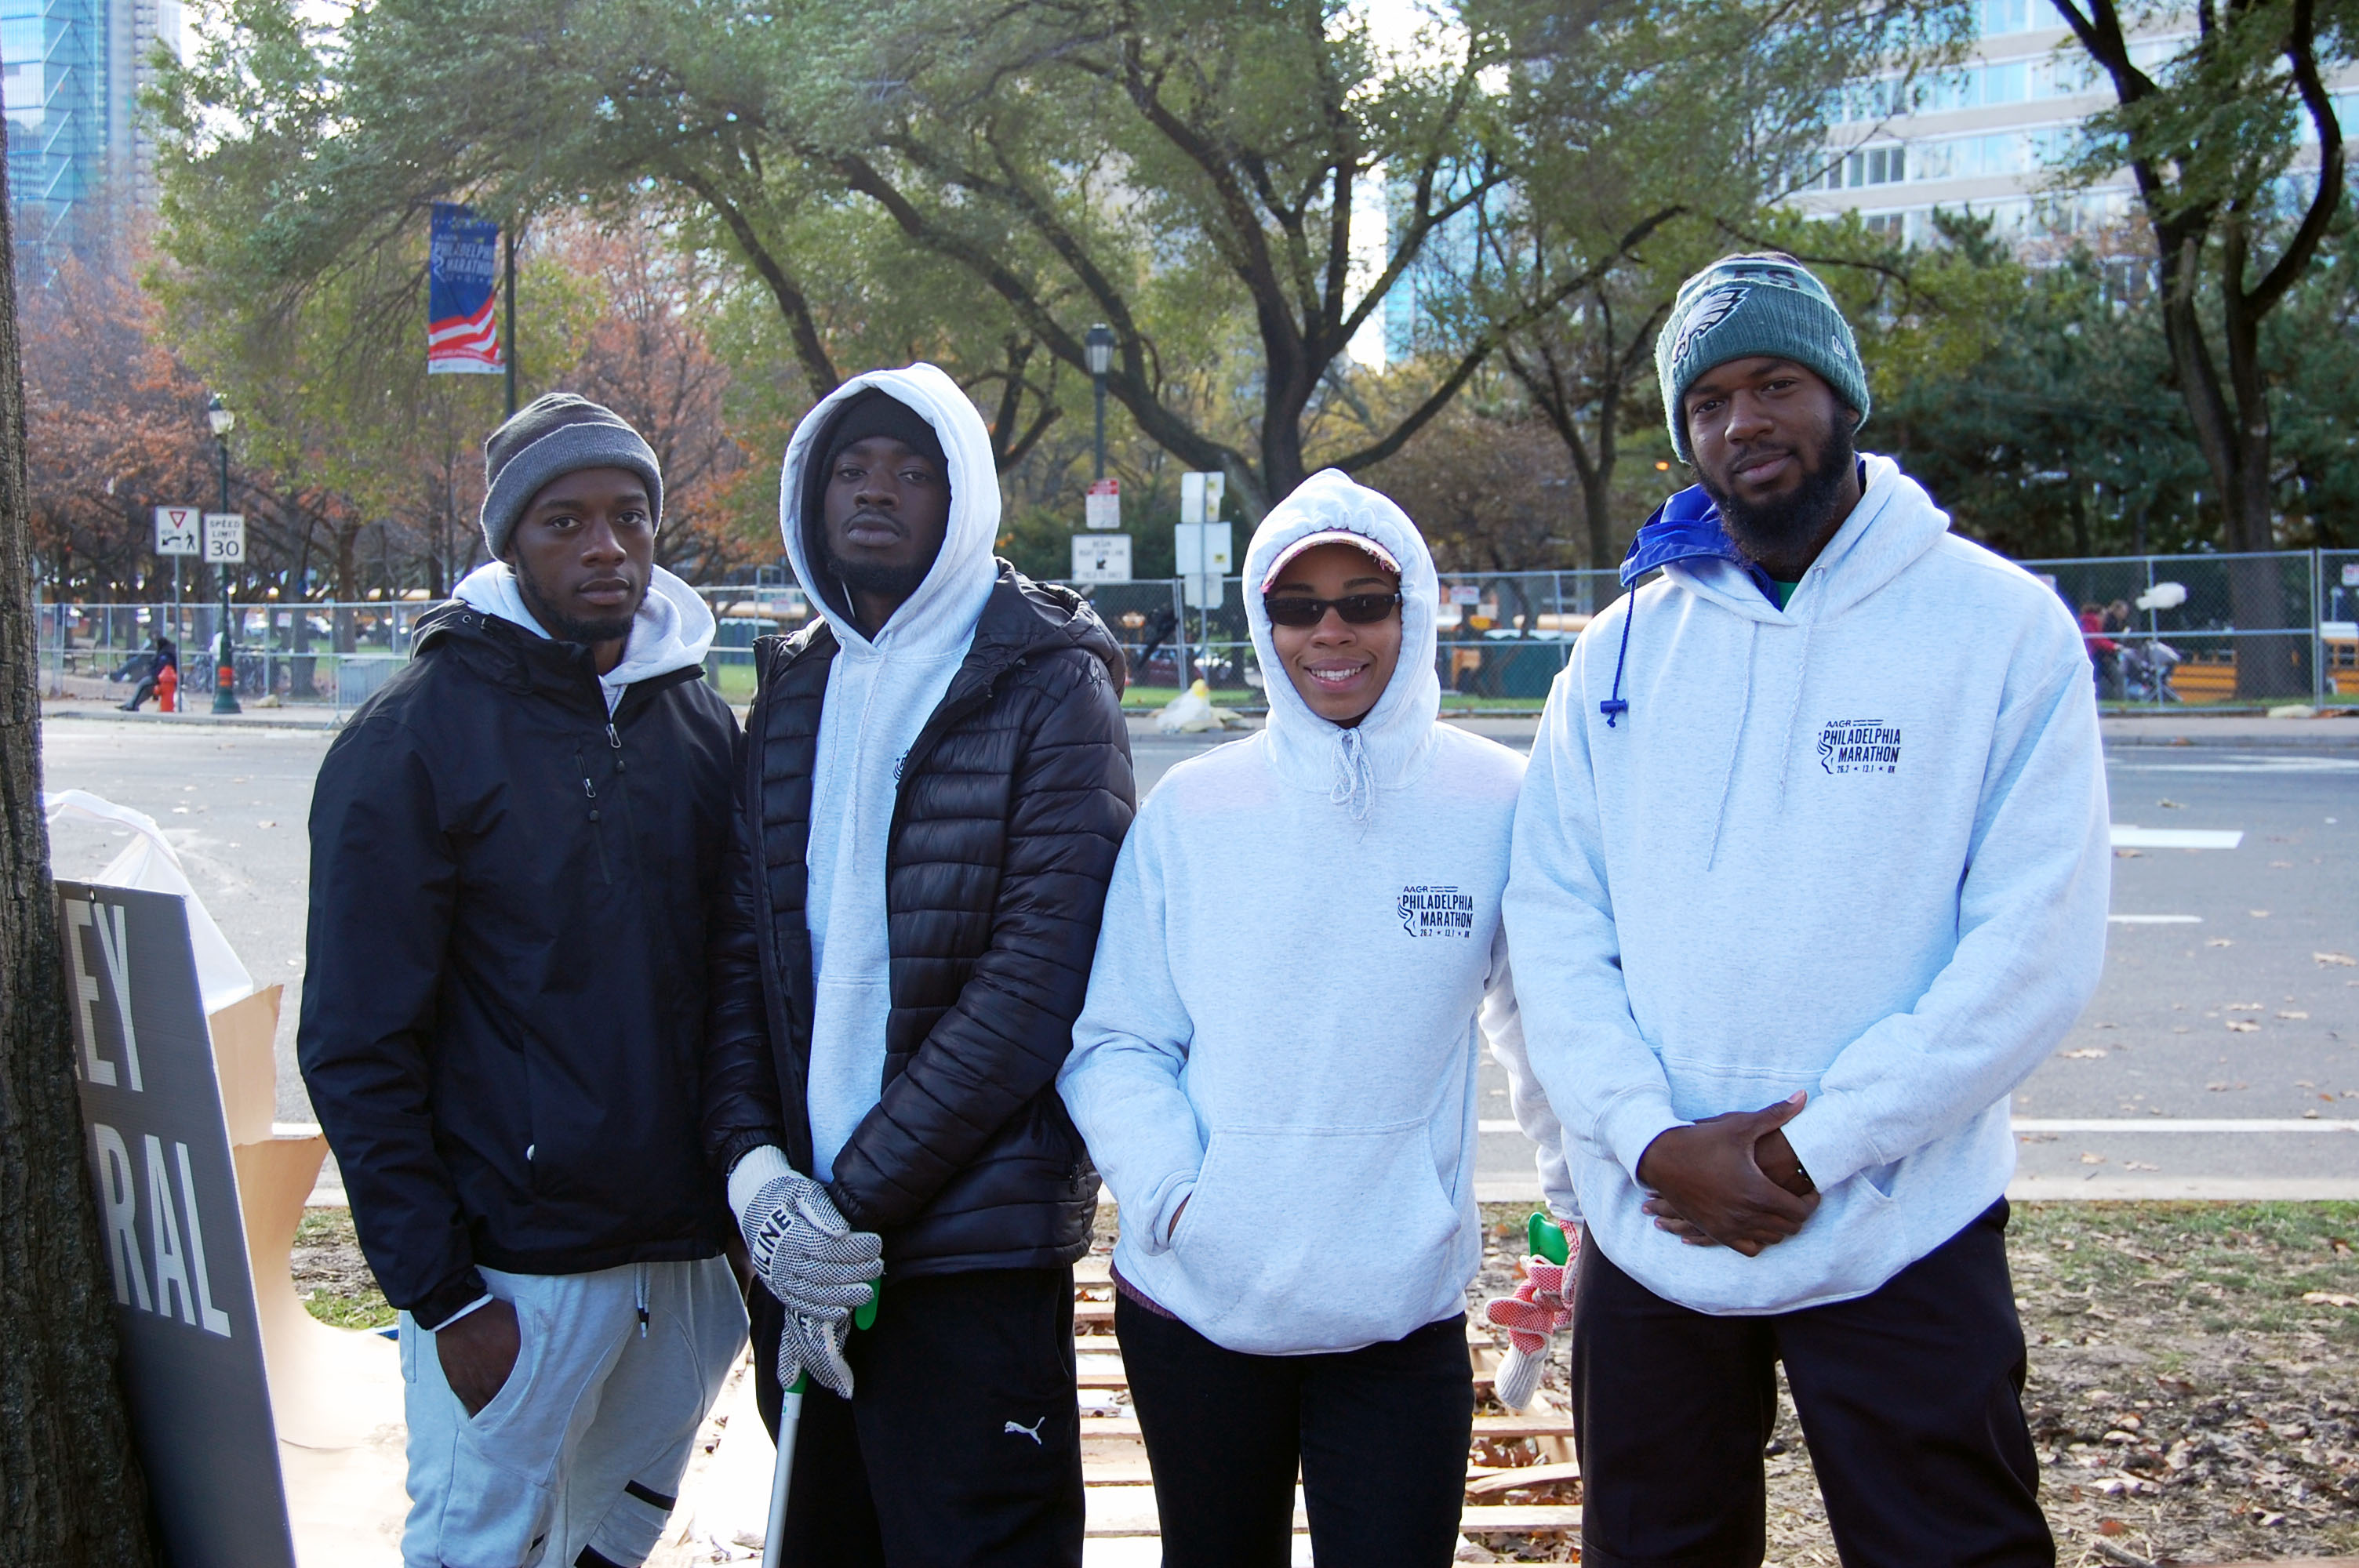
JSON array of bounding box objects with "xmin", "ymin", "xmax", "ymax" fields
[{"xmin": 1172, "ymin": 1120, "xmax": 1465, "ymax": 1351}]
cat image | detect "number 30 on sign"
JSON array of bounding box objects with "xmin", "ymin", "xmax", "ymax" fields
[{"xmin": 202, "ymin": 514, "xmax": 245, "ymax": 564}]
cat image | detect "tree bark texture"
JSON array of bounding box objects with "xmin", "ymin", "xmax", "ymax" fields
[{"xmin": 0, "ymin": 165, "xmax": 159, "ymax": 1566}]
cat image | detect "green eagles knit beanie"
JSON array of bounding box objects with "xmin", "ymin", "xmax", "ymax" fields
[{"xmin": 1656, "ymin": 254, "xmax": 1870, "ymax": 462}]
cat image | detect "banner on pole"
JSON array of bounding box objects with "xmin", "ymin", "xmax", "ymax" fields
[{"xmin": 427, "ymin": 203, "xmax": 503, "ymax": 376}]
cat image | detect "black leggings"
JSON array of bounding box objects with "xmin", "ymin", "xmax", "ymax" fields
[{"xmin": 1117, "ymin": 1296, "xmax": 1474, "ymax": 1568}]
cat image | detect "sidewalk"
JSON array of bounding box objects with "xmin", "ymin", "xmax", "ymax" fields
[
  {"xmin": 42, "ymin": 698, "xmax": 347, "ymax": 731},
  {"xmin": 2101, "ymin": 710, "xmax": 2359, "ymax": 748}
]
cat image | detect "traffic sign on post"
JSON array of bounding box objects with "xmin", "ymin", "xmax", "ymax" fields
[
  {"xmin": 1085, "ymin": 478, "xmax": 1121, "ymax": 531},
  {"xmin": 1174, "ymin": 519, "xmax": 1232, "ymax": 609},
  {"xmin": 154, "ymin": 506, "xmax": 201, "ymax": 556},
  {"xmin": 203, "ymin": 514, "xmax": 246, "ymax": 564},
  {"xmin": 1070, "ymin": 533, "xmax": 1132, "ymax": 583},
  {"xmin": 1180, "ymin": 470, "xmax": 1225, "ymax": 526}
]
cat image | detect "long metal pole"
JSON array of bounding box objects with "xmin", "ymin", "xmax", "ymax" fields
[
  {"xmin": 213, "ymin": 437, "xmax": 241, "ymax": 713},
  {"xmin": 503, "ymin": 227, "xmax": 519, "ymax": 419},
  {"xmin": 1092, "ymin": 371, "xmax": 1107, "ymax": 481}
]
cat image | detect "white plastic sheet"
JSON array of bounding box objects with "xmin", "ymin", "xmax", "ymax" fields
[{"xmin": 43, "ymin": 789, "xmax": 256, "ymax": 1014}]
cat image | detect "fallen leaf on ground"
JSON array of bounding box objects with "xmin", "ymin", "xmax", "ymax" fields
[
  {"xmin": 2208, "ymin": 938, "xmax": 2235, "ymax": 948},
  {"xmin": 2227, "ymin": 1003, "xmax": 2266, "ymax": 1011},
  {"xmin": 2227, "ymin": 1021, "xmax": 2260, "ymax": 1033},
  {"xmin": 2081, "ymin": 1152, "xmax": 2106, "ymax": 1164},
  {"xmin": 2280, "ymin": 1011, "xmax": 2310, "ymax": 1019},
  {"xmin": 2302, "ymin": 1292, "xmax": 2359, "ymax": 1308},
  {"xmin": 2062, "ymin": 1048, "xmax": 2110, "ymax": 1059},
  {"xmin": 2316, "ymin": 952, "xmax": 2356, "ymax": 966}
]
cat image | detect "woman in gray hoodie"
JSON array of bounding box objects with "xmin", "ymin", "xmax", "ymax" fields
[{"xmin": 1061, "ymin": 470, "xmax": 1534, "ymax": 1568}]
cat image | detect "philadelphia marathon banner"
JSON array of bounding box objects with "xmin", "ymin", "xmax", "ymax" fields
[{"xmin": 427, "ymin": 201, "xmax": 503, "ymax": 374}]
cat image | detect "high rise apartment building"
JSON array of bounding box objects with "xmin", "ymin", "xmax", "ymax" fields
[
  {"xmin": 1792, "ymin": 0, "xmax": 2359, "ymax": 248},
  {"xmin": 2, "ymin": 0, "xmax": 181, "ymax": 285}
]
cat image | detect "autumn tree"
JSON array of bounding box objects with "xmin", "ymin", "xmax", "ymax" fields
[
  {"xmin": 0, "ymin": 154, "xmax": 159, "ymax": 1568},
  {"xmin": 2052, "ymin": 0, "xmax": 2349, "ymax": 691}
]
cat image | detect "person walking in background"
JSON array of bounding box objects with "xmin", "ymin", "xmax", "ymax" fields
[
  {"xmin": 700, "ymin": 363, "xmax": 1134, "ymax": 1567},
  {"xmin": 300, "ymin": 394, "xmax": 747, "ymax": 1568},
  {"xmin": 118, "ymin": 631, "xmax": 176, "ymax": 710},
  {"xmin": 1506, "ymin": 253, "xmax": 2110, "ymax": 1567},
  {"xmin": 1060, "ymin": 470, "xmax": 1526, "ymax": 1568}
]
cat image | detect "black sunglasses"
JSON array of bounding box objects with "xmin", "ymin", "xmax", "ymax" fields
[{"xmin": 1262, "ymin": 591, "xmax": 1404, "ymax": 629}]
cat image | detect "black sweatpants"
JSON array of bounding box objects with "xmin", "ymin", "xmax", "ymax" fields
[
  {"xmin": 1573, "ymin": 1200, "xmax": 2052, "ymax": 1568},
  {"xmin": 750, "ymin": 1267, "xmax": 1084, "ymax": 1568},
  {"xmin": 1116, "ymin": 1296, "xmax": 1475, "ymax": 1568}
]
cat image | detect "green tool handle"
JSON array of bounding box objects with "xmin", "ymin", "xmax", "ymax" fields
[
  {"xmin": 1528, "ymin": 1210, "xmax": 1570, "ymax": 1267},
  {"xmin": 784, "ymin": 1280, "xmax": 880, "ymax": 1396}
]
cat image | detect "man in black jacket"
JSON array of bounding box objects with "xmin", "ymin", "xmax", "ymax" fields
[
  {"xmin": 301, "ymin": 394, "xmax": 747, "ymax": 1568},
  {"xmin": 703, "ymin": 364, "xmax": 1135, "ymax": 1566}
]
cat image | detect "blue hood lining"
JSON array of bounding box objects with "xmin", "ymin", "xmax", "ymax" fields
[{"xmin": 1599, "ymin": 486, "xmax": 1777, "ymax": 728}]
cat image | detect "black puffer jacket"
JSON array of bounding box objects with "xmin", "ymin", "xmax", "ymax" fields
[
  {"xmin": 300, "ymin": 604, "xmax": 737, "ymax": 1328},
  {"xmin": 702, "ymin": 564, "xmax": 1135, "ymax": 1277}
]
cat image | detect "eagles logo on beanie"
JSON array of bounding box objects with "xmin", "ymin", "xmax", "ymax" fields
[{"xmin": 1655, "ymin": 254, "xmax": 1871, "ymax": 463}]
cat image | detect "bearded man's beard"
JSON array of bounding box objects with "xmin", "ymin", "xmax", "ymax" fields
[
  {"xmin": 1699, "ymin": 421, "xmax": 1858, "ymax": 568},
  {"xmin": 513, "ymin": 558, "xmax": 637, "ymax": 646}
]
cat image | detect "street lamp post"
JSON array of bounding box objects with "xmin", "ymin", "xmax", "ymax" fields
[
  {"xmin": 1085, "ymin": 323, "xmax": 1114, "ymax": 481},
  {"xmin": 208, "ymin": 395, "xmax": 241, "ymax": 714}
]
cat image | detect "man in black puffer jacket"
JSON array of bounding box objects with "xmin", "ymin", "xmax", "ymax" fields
[{"xmin": 702, "ymin": 365, "xmax": 1134, "ymax": 1566}]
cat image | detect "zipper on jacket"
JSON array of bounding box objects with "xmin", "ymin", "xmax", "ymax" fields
[{"xmin": 576, "ymin": 749, "xmax": 612, "ymax": 883}]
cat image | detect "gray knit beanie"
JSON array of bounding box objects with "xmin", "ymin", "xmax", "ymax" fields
[
  {"xmin": 1656, "ymin": 254, "xmax": 1870, "ymax": 462},
  {"xmin": 479, "ymin": 393, "xmax": 664, "ymax": 558}
]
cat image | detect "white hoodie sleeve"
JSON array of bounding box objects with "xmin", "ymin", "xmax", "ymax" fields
[
  {"xmin": 1503, "ymin": 641, "xmax": 1686, "ymax": 1183},
  {"xmin": 1779, "ymin": 647, "xmax": 2109, "ymax": 1189},
  {"xmin": 1478, "ymin": 938, "xmax": 1580, "ymax": 1226},
  {"xmin": 1059, "ymin": 815, "xmax": 1203, "ymax": 1255}
]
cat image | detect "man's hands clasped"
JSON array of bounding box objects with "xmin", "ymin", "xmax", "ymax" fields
[
  {"xmin": 1635, "ymin": 1091, "xmax": 1820, "ymax": 1256},
  {"xmin": 738, "ymin": 1169, "xmax": 883, "ymax": 1399}
]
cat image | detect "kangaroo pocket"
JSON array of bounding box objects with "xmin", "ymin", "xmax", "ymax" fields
[{"xmin": 1171, "ymin": 1120, "xmax": 1466, "ymax": 1352}]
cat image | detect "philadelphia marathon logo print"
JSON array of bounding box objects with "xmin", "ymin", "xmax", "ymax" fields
[
  {"xmin": 1817, "ymin": 717, "xmax": 1902, "ymax": 775},
  {"xmin": 1398, "ymin": 885, "xmax": 1476, "ymax": 938}
]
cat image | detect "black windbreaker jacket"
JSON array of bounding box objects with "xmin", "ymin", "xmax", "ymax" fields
[
  {"xmin": 701, "ymin": 564, "xmax": 1136, "ymax": 1278},
  {"xmin": 299, "ymin": 603, "xmax": 738, "ymax": 1328}
]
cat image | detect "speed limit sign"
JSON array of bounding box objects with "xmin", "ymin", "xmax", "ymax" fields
[{"xmin": 203, "ymin": 513, "xmax": 245, "ymax": 564}]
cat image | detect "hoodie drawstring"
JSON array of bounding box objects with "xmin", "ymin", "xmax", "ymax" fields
[
  {"xmin": 1601, "ymin": 592, "xmax": 1635, "ymax": 727},
  {"xmin": 1329, "ymin": 726, "xmax": 1375, "ymax": 822}
]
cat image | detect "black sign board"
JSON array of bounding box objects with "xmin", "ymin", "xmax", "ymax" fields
[{"xmin": 59, "ymin": 881, "xmax": 296, "ymax": 1568}]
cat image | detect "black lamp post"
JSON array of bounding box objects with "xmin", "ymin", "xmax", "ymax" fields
[
  {"xmin": 207, "ymin": 395, "xmax": 241, "ymax": 714},
  {"xmin": 1085, "ymin": 323, "xmax": 1114, "ymax": 481}
]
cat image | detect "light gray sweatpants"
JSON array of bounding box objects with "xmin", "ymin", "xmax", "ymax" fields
[{"xmin": 398, "ymin": 1256, "xmax": 747, "ymax": 1568}]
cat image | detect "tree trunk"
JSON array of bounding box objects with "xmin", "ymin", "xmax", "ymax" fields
[
  {"xmin": 0, "ymin": 162, "xmax": 159, "ymax": 1568},
  {"xmin": 2219, "ymin": 222, "xmax": 2306, "ymax": 699}
]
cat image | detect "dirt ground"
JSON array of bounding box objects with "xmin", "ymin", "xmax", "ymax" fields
[{"xmin": 296, "ymin": 1202, "xmax": 2359, "ymax": 1565}]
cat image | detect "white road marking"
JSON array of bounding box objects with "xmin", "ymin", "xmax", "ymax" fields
[
  {"xmin": 2109, "ymin": 757, "xmax": 2359, "ymax": 773},
  {"xmin": 1477, "ymin": 1119, "xmax": 2359, "ymax": 1135},
  {"xmin": 2110, "ymin": 825, "xmax": 2244, "ymax": 848},
  {"xmin": 2109, "ymin": 913, "xmax": 2203, "ymax": 924},
  {"xmin": 2015, "ymin": 1118, "xmax": 2359, "ymax": 1134}
]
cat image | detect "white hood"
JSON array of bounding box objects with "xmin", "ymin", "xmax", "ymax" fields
[
  {"xmin": 453, "ymin": 559, "xmax": 716, "ymax": 713},
  {"xmin": 774, "ymin": 364, "xmax": 1004, "ymax": 1181},
  {"xmin": 779, "ymin": 361, "xmax": 1001, "ymax": 663},
  {"xmin": 1241, "ymin": 469, "xmax": 1442, "ymax": 821}
]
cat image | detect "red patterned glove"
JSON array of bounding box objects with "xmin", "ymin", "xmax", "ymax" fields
[{"xmin": 1482, "ymin": 1236, "xmax": 1579, "ymax": 1410}]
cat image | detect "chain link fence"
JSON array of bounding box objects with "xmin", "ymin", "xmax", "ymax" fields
[{"xmin": 33, "ymin": 550, "xmax": 2359, "ymax": 714}]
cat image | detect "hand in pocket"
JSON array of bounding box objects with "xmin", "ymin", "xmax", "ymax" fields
[{"xmin": 437, "ymin": 1299, "xmax": 522, "ymax": 1417}]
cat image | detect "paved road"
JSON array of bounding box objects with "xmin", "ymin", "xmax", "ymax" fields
[{"xmin": 38, "ymin": 709, "xmax": 2359, "ymax": 1197}]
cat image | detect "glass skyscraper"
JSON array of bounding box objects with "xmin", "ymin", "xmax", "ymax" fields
[{"xmin": 2, "ymin": 0, "xmax": 180, "ymax": 285}]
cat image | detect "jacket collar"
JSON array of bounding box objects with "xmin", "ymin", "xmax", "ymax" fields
[{"xmin": 412, "ymin": 601, "xmax": 700, "ymax": 717}]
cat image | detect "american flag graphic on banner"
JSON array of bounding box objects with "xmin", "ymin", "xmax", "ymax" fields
[{"xmin": 427, "ymin": 203, "xmax": 503, "ymax": 374}]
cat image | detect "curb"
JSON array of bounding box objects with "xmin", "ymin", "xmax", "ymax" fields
[{"xmin": 42, "ymin": 705, "xmax": 345, "ymax": 732}]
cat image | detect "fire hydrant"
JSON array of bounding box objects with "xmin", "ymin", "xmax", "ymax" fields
[{"xmin": 157, "ymin": 663, "xmax": 178, "ymax": 713}]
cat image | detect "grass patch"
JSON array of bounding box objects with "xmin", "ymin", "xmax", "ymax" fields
[{"xmin": 293, "ymin": 1208, "xmax": 396, "ymax": 1330}]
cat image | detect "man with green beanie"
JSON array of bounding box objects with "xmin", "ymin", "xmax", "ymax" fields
[{"xmin": 1505, "ymin": 253, "xmax": 2106, "ymax": 1565}]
